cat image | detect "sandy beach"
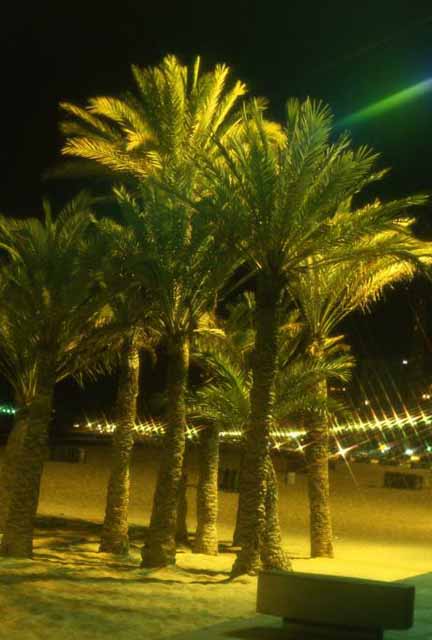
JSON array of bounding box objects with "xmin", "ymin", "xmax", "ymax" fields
[{"xmin": 0, "ymin": 452, "xmax": 431, "ymax": 639}]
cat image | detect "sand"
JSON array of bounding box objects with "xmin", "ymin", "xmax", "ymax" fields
[
  {"xmin": 0, "ymin": 452, "xmax": 431, "ymax": 639},
  {"xmin": 27, "ymin": 444, "xmax": 432, "ymax": 547},
  {"xmin": 0, "ymin": 516, "xmax": 431, "ymax": 639}
]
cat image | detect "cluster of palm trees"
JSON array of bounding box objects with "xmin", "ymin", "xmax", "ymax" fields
[{"xmin": 0, "ymin": 55, "xmax": 430, "ymax": 576}]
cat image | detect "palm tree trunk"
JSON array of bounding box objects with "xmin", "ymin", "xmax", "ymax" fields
[
  {"xmin": 193, "ymin": 424, "xmax": 219, "ymax": 555},
  {"xmin": 231, "ymin": 274, "xmax": 288, "ymax": 576},
  {"xmin": 141, "ymin": 335, "xmax": 189, "ymax": 568},
  {"xmin": 232, "ymin": 452, "xmax": 246, "ymax": 546},
  {"xmin": 175, "ymin": 456, "xmax": 189, "ymax": 546},
  {"xmin": 99, "ymin": 338, "xmax": 139, "ymax": 554},
  {"xmin": 0, "ymin": 402, "xmax": 29, "ymax": 531},
  {"xmin": 0, "ymin": 365, "xmax": 54, "ymax": 558},
  {"xmin": 305, "ymin": 380, "xmax": 334, "ymax": 558},
  {"xmin": 261, "ymin": 455, "xmax": 292, "ymax": 570}
]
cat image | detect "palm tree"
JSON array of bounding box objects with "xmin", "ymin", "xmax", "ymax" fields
[
  {"xmin": 57, "ymin": 55, "xmax": 248, "ymax": 568},
  {"xmin": 93, "ymin": 220, "xmax": 158, "ymax": 556},
  {"xmin": 0, "ymin": 198, "xmax": 113, "ymax": 557},
  {"xmin": 261, "ymin": 455, "xmax": 289, "ymax": 570},
  {"xmin": 175, "ymin": 457, "xmax": 190, "ymax": 547},
  {"xmin": 190, "ymin": 353, "xmax": 249, "ymax": 556},
  {"xmin": 190, "ymin": 300, "xmax": 340, "ymax": 566},
  {"xmin": 0, "ymin": 324, "xmax": 39, "ymax": 531},
  {"xmin": 290, "ymin": 234, "xmax": 429, "ymax": 557},
  {"xmin": 111, "ymin": 183, "xmax": 237, "ymax": 567},
  {"xmin": 198, "ymin": 99, "xmax": 428, "ymax": 575},
  {"xmin": 190, "ymin": 297, "xmax": 254, "ymax": 555},
  {"xmin": 57, "ymin": 54, "xmax": 247, "ymax": 187},
  {"xmin": 99, "ymin": 309, "xmax": 158, "ymax": 555},
  {"xmin": 193, "ymin": 423, "xmax": 219, "ymax": 554},
  {"xmin": 99, "ymin": 334, "xmax": 140, "ymax": 555},
  {"xmin": 191, "ymin": 348, "xmax": 287, "ymax": 563}
]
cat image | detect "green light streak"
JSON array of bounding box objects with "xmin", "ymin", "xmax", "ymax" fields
[{"xmin": 341, "ymin": 78, "xmax": 432, "ymax": 126}]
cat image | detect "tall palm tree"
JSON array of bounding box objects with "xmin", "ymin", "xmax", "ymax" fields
[
  {"xmin": 198, "ymin": 99, "xmax": 428, "ymax": 575},
  {"xmin": 190, "ymin": 296, "xmax": 254, "ymax": 555},
  {"xmin": 92, "ymin": 220, "xmax": 158, "ymax": 555},
  {"xmin": 111, "ymin": 183, "xmax": 237, "ymax": 567},
  {"xmin": 190, "ymin": 299, "xmax": 344, "ymax": 566},
  {"xmin": 99, "ymin": 332, "xmax": 140, "ymax": 555},
  {"xmin": 290, "ymin": 234, "xmax": 430, "ymax": 557},
  {"xmin": 193, "ymin": 422, "xmax": 220, "ymax": 555},
  {"xmin": 0, "ymin": 198, "xmax": 113, "ymax": 557},
  {"xmin": 190, "ymin": 350, "xmax": 249, "ymax": 556},
  {"xmin": 99, "ymin": 307, "xmax": 157, "ymax": 554},
  {"xmin": 56, "ymin": 55, "xmax": 248, "ymax": 568}
]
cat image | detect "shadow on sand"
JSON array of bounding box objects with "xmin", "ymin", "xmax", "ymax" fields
[{"xmin": 1, "ymin": 515, "xmax": 234, "ymax": 587}]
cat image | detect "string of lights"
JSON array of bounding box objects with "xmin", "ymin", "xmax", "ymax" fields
[
  {"xmin": 68, "ymin": 406, "xmax": 432, "ymax": 466},
  {"xmin": 0, "ymin": 405, "xmax": 16, "ymax": 415},
  {"xmin": 1, "ymin": 399, "xmax": 430, "ymax": 465}
]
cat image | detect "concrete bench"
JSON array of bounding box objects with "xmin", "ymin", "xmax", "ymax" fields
[{"xmin": 257, "ymin": 570, "xmax": 415, "ymax": 639}]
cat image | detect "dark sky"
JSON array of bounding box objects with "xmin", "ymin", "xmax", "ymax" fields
[
  {"xmin": 2, "ymin": 0, "xmax": 432, "ymax": 212},
  {"xmin": 1, "ymin": 0, "xmax": 432, "ymax": 413}
]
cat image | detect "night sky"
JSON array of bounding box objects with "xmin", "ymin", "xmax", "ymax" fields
[{"xmin": 2, "ymin": 0, "xmax": 432, "ymax": 417}]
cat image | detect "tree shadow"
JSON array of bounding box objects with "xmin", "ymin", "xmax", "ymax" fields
[
  {"xmin": 35, "ymin": 535, "xmax": 95, "ymax": 547},
  {"xmin": 0, "ymin": 586, "xmax": 149, "ymax": 634},
  {"xmin": 35, "ymin": 516, "xmax": 148, "ymax": 538},
  {"xmin": 0, "ymin": 569, "xmax": 232, "ymax": 586},
  {"xmin": 35, "ymin": 515, "xmax": 102, "ymax": 533},
  {"xmin": 180, "ymin": 566, "xmax": 231, "ymax": 577},
  {"xmin": 33, "ymin": 552, "xmax": 139, "ymax": 571},
  {"xmin": 4, "ymin": 515, "xmax": 244, "ymax": 587}
]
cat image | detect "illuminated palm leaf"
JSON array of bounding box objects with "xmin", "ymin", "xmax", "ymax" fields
[{"xmin": 57, "ymin": 54, "xmax": 247, "ymax": 182}]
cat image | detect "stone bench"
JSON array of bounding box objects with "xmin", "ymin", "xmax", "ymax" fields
[{"xmin": 257, "ymin": 570, "xmax": 415, "ymax": 639}]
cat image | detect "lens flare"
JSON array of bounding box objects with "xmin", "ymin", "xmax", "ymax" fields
[{"xmin": 340, "ymin": 78, "xmax": 432, "ymax": 126}]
